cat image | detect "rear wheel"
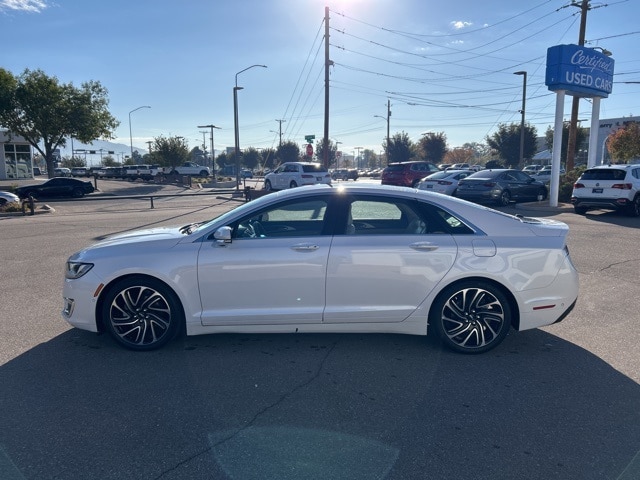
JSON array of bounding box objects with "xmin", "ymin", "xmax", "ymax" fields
[
  {"xmin": 72, "ymin": 188, "xmax": 85, "ymax": 198},
  {"xmin": 574, "ymin": 205, "xmax": 588, "ymax": 215},
  {"xmin": 537, "ymin": 188, "xmax": 547, "ymax": 201},
  {"xmin": 101, "ymin": 276, "xmax": 183, "ymax": 351},
  {"xmin": 626, "ymin": 196, "xmax": 640, "ymax": 217},
  {"xmin": 430, "ymin": 281, "xmax": 512, "ymax": 354},
  {"xmin": 498, "ymin": 190, "xmax": 511, "ymax": 207}
]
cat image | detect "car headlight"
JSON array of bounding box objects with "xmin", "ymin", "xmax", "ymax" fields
[{"xmin": 65, "ymin": 261, "xmax": 94, "ymax": 279}]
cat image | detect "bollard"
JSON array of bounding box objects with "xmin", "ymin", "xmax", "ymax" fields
[{"xmin": 21, "ymin": 195, "xmax": 35, "ymax": 215}]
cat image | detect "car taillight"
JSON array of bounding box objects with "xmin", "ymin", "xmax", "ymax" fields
[
  {"xmin": 483, "ymin": 182, "xmax": 496, "ymax": 187},
  {"xmin": 573, "ymin": 183, "xmax": 585, "ymax": 189},
  {"xmin": 612, "ymin": 183, "xmax": 633, "ymax": 190},
  {"xmin": 438, "ymin": 181, "xmax": 453, "ymax": 185}
]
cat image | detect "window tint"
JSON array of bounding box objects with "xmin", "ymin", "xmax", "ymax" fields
[
  {"xmin": 582, "ymin": 169, "xmax": 627, "ymax": 181},
  {"xmin": 302, "ymin": 164, "xmax": 328, "ymax": 173}
]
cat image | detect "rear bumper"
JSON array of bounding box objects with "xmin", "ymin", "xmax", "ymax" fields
[{"xmin": 571, "ymin": 196, "xmax": 631, "ymax": 209}]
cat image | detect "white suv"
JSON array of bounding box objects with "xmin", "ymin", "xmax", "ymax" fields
[
  {"xmin": 571, "ymin": 164, "xmax": 640, "ymax": 216},
  {"xmin": 264, "ymin": 162, "xmax": 332, "ymax": 191}
]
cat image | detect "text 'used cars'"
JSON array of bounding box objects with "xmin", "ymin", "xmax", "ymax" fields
[{"xmin": 63, "ymin": 184, "xmax": 578, "ymax": 354}]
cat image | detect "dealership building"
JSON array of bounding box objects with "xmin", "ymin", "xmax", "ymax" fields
[{"xmin": 1, "ymin": 130, "xmax": 34, "ymax": 180}]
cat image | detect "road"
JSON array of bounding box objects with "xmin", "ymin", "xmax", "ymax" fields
[{"xmin": 0, "ymin": 181, "xmax": 638, "ymax": 480}]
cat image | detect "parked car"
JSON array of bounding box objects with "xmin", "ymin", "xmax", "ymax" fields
[
  {"xmin": 71, "ymin": 167, "xmax": 89, "ymax": 177},
  {"xmin": 62, "ymin": 184, "xmax": 578, "ymax": 354},
  {"xmin": 54, "ymin": 167, "xmax": 72, "ymax": 177},
  {"xmin": 381, "ymin": 161, "xmax": 440, "ymax": 187},
  {"xmin": 417, "ymin": 169, "xmax": 473, "ymax": 196},
  {"xmin": 264, "ymin": 162, "xmax": 331, "ymax": 190},
  {"xmin": 571, "ymin": 164, "xmax": 640, "ymax": 216},
  {"xmin": 240, "ymin": 169, "xmax": 253, "ymax": 179},
  {"xmin": 523, "ymin": 164, "xmax": 544, "ymax": 174},
  {"xmin": 15, "ymin": 177, "xmax": 95, "ymax": 199},
  {"xmin": 0, "ymin": 190, "xmax": 20, "ymax": 206},
  {"xmin": 531, "ymin": 166, "xmax": 566, "ymax": 184},
  {"xmin": 455, "ymin": 169, "xmax": 548, "ymax": 206},
  {"xmin": 446, "ymin": 163, "xmax": 470, "ymax": 170},
  {"xmin": 331, "ymin": 168, "xmax": 359, "ymax": 181}
]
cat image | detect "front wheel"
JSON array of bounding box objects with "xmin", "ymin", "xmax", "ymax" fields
[
  {"xmin": 290, "ymin": 180, "xmax": 298, "ymax": 188},
  {"xmin": 264, "ymin": 180, "xmax": 273, "ymax": 191},
  {"xmin": 101, "ymin": 276, "xmax": 183, "ymax": 351},
  {"xmin": 72, "ymin": 188, "xmax": 85, "ymax": 198},
  {"xmin": 199, "ymin": 170, "xmax": 209, "ymax": 177},
  {"xmin": 430, "ymin": 281, "xmax": 512, "ymax": 354}
]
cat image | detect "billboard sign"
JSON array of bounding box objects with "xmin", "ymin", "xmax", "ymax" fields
[{"xmin": 545, "ymin": 44, "xmax": 614, "ymax": 98}]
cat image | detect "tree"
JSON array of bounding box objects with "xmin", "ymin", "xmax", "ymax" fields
[
  {"xmin": 363, "ymin": 149, "xmax": 378, "ymax": 169},
  {"xmin": 102, "ymin": 155, "xmax": 119, "ymax": 167},
  {"xmin": 486, "ymin": 122, "xmax": 537, "ymax": 168},
  {"xmin": 418, "ymin": 132, "xmax": 448, "ymax": 163},
  {"xmin": 61, "ymin": 156, "xmax": 86, "ymax": 168},
  {"xmin": 261, "ymin": 148, "xmax": 277, "ymax": 171},
  {"xmin": 545, "ymin": 123, "xmax": 588, "ymax": 166},
  {"xmin": 605, "ymin": 122, "xmax": 640, "ymax": 163},
  {"xmin": 276, "ymin": 141, "xmax": 300, "ymax": 164},
  {"xmin": 151, "ymin": 135, "xmax": 189, "ymax": 169},
  {"xmin": 384, "ymin": 131, "xmax": 414, "ymax": 163},
  {"xmin": 242, "ymin": 147, "xmax": 262, "ymax": 170},
  {"xmin": 444, "ymin": 148, "xmax": 475, "ymax": 165},
  {"xmin": 0, "ymin": 68, "xmax": 119, "ymax": 178},
  {"xmin": 315, "ymin": 138, "xmax": 337, "ymax": 167}
]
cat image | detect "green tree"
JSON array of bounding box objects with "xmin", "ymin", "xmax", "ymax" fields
[
  {"xmin": 605, "ymin": 122, "xmax": 640, "ymax": 162},
  {"xmin": 276, "ymin": 141, "xmax": 300, "ymax": 164},
  {"xmin": 486, "ymin": 122, "xmax": 537, "ymax": 168},
  {"xmin": 242, "ymin": 147, "xmax": 262, "ymax": 170},
  {"xmin": 61, "ymin": 156, "xmax": 86, "ymax": 168},
  {"xmin": 315, "ymin": 138, "xmax": 337, "ymax": 167},
  {"xmin": 363, "ymin": 149, "xmax": 378, "ymax": 169},
  {"xmin": 261, "ymin": 148, "xmax": 277, "ymax": 170},
  {"xmin": 102, "ymin": 155, "xmax": 119, "ymax": 167},
  {"xmin": 418, "ymin": 132, "xmax": 448, "ymax": 163},
  {"xmin": 0, "ymin": 68, "xmax": 119, "ymax": 178},
  {"xmin": 545, "ymin": 123, "xmax": 588, "ymax": 166},
  {"xmin": 152, "ymin": 135, "xmax": 189, "ymax": 169},
  {"xmin": 384, "ymin": 131, "xmax": 414, "ymax": 163}
]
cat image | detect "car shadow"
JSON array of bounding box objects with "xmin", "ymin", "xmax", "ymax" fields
[
  {"xmin": 0, "ymin": 329, "xmax": 638, "ymax": 479},
  {"xmin": 577, "ymin": 209, "xmax": 640, "ymax": 228}
]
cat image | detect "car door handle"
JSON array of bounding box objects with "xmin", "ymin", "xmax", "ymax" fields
[
  {"xmin": 291, "ymin": 243, "xmax": 320, "ymax": 251},
  {"xmin": 410, "ymin": 242, "xmax": 439, "ymax": 251}
]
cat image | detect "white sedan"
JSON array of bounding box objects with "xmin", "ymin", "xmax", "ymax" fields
[
  {"xmin": 0, "ymin": 190, "xmax": 20, "ymax": 206},
  {"xmin": 417, "ymin": 169, "xmax": 473, "ymax": 196},
  {"xmin": 62, "ymin": 184, "xmax": 579, "ymax": 354}
]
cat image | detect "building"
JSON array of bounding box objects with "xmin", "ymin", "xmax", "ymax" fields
[{"xmin": 1, "ymin": 130, "xmax": 34, "ymax": 180}]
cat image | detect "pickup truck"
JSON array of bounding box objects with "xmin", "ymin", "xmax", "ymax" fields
[{"xmin": 163, "ymin": 162, "xmax": 210, "ymax": 177}]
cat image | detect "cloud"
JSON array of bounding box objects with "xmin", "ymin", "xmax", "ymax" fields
[
  {"xmin": 451, "ymin": 20, "xmax": 472, "ymax": 30},
  {"xmin": 0, "ymin": 0, "xmax": 48, "ymax": 13}
]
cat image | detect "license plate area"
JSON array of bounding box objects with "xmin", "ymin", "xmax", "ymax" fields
[{"xmin": 592, "ymin": 188, "xmax": 603, "ymax": 194}]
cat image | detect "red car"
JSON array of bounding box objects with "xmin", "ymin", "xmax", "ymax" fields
[{"xmin": 381, "ymin": 161, "xmax": 440, "ymax": 187}]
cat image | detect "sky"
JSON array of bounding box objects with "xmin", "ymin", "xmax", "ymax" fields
[{"xmin": 1, "ymin": 0, "xmax": 639, "ymax": 160}]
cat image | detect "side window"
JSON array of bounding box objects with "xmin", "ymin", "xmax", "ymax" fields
[
  {"xmin": 345, "ymin": 198, "xmax": 427, "ymax": 235},
  {"xmin": 632, "ymin": 169, "xmax": 640, "ymax": 180},
  {"xmin": 234, "ymin": 198, "xmax": 329, "ymax": 239}
]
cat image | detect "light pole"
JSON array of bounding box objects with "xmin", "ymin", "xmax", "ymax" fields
[
  {"xmin": 334, "ymin": 140, "xmax": 342, "ymax": 169},
  {"xmin": 355, "ymin": 146, "xmax": 363, "ymax": 169},
  {"xmin": 234, "ymin": 64, "xmax": 267, "ymax": 189},
  {"xmin": 197, "ymin": 124, "xmax": 221, "ymax": 179},
  {"xmin": 514, "ymin": 71, "xmax": 527, "ymax": 166},
  {"xmin": 374, "ymin": 114, "xmax": 390, "ymax": 163},
  {"xmin": 128, "ymin": 106, "xmax": 151, "ymax": 161}
]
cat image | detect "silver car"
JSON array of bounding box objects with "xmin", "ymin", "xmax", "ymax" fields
[{"xmin": 417, "ymin": 170, "xmax": 473, "ymax": 196}]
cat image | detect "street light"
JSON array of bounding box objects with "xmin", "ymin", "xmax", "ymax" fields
[
  {"xmin": 128, "ymin": 106, "xmax": 151, "ymax": 160},
  {"xmin": 514, "ymin": 71, "xmax": 527, "ymax": 165},
  {"xmin": 234, "ymin": 64, "xmax": 267, "ymax": 189},
  {"xmin": 197, "ymin": 124, "xmax": 221, "ymax": 178}
]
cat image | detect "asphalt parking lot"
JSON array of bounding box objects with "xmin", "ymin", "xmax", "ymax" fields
[{"xmin": 0, "ymin": 179, "xmax": 638, "ymax": 480}]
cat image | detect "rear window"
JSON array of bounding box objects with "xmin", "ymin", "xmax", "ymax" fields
[
  {"xmin": 384, "ymin": 165, "xmax": 405, "ymax": 172},
  {"xmin": 581, "ymin": 169, "xmax": 627, "ymax": 181},
  {"xmin": 302, "ymin": 164, "xmax": 327, "ymax": 173}
]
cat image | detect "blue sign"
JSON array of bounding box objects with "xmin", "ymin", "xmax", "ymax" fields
[{"xmin": 545, "ymin": 44, "xmax": 614, "ymax": 98}]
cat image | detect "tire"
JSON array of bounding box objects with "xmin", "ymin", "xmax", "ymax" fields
[
  {"xmin": 430, "ymin": 281, "xmax": 512, "ymax": 354},
  {"xmin": 498, "ymin": 190, "xmax": 511, "ymax": 207},
  {"xmin": 290, "ymin": 180, "xmax": 298, "ymax": 188},
  {"xmin": 537, "ymin": 188, "xmax": 547, "ymax": 201},
  {"xmin": 199, "ymin": 170, "xmax": 208, "ymax": 177},
  {"xmin": 101, "ymin": 276, "xmax": 183, "ymax": 351},
  {"xmin": 574, "ymin": 205, "xmax": 588, "ymax": 215},
  {"xmin": 264, "ymin": 180, "xmax": 273, "ymax": 191},
  {"xmin": 0, "ymin": 199, "xmax": 6, "ymax": 206},
  {"xmin": 72, "ymin": 188, "xmax": 85, "ymax": 198},
  {"xmin": 411, "ymin": 179, "xmax": 421, "ymax": 188},
  {"xmin": 626, "ymin": 196, "xmax": 640, "ymax": 217}
]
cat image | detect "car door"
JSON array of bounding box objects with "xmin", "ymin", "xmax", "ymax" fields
[
  {"xmin": 197, "ymin": 194, "xmax": 334, "ymax": 326},
  {"xmin": 324, "ymin": 195, "xmax": 458, "ymax": 323}
]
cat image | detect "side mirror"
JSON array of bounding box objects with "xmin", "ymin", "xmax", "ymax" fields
[{"xmin": 214, "ymin": 226, "xmax": 232, "ymax": 244}]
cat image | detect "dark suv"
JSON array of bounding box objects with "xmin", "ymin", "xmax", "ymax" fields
[{"xmin": 381, "ymin": 161, "xmax": 439, "ymax": 187}]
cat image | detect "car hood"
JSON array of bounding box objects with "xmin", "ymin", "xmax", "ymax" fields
[{"xmin": 89, "ymin": 226, "xmax": 187, "ymax": 249}]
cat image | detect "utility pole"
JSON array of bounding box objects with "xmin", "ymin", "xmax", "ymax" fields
[
  {"xmin": 146, "ymin": 141, "xmax": 153, "ymax": 154},
  {"xmin": 323, "ymin": 6, "xmax": 330, "ymax": 169},
  {"xmin": 275, "ymin": 119, "xmax": 286, "ymax": 147},
  {"xmin": 566, "ymin": 0, "xmax": 590, "ymax": 172}
]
